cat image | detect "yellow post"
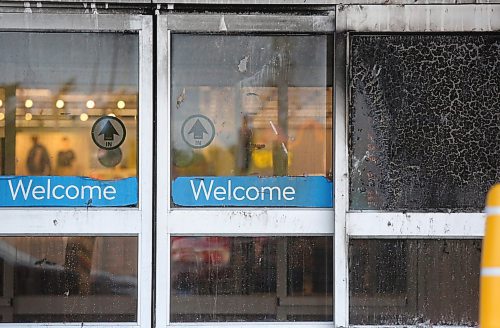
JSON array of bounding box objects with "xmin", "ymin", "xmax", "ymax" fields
[{"xmin": 481, "ymin": 183, "xmax": 500, "ymax": 328}]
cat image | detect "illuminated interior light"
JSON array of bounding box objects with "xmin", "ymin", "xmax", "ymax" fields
[
  {"xmin": 0, "ymin": 113, "xmax": 4, "ymax": 121},
  {"xmin": 107, "ymin": 113, "xmax": 116, "ymax": 117},
  {"xmin": 86, "ymin": 100, "xmax": 95, "ymax": 109},
  {"xmin": 117, "ymin": 100, "xmax": 126, "ymax": 109},
  {"xmin": 56, "ymin": 99, "xmax": 65, "ymax": 109},
  {"xmin": 25, "ymin": 99, "xmax": 33, "ymax": 108},
  {"xmin": 80, "ymin": 113, "xmax": 89, "ymax": 122},
  {"xmin": 0, "ymin": 100, "xmax": 3, "ymax": 107},
  {"xmin": 25, "ymin": 113, "xmax": 33, "ymax": 121}
]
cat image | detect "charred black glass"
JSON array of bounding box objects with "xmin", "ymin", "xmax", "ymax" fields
[{"xmin": 349, "ymin": 34, "xmax": 500, "ymax": 211}]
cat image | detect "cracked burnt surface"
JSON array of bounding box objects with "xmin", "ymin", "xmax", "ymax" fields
[{"xmin": 349, "ymin": 34, "xmax": 500, "ymax": 212}]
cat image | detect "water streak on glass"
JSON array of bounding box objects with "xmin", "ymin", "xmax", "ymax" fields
[
  {"xmin": 0, "ymin": 236, "xmax": 137, "ymax": 323},
  {"xmin": 171, "ymin": 35, "xmax": 333, "ymax": 181},
  {"xmin": 349, "ymin": 239, "xmax": 480, "ymax": 325},
  {"xmin": 170, "ymin": 236, "xmax": 333, "ymax": 322}
]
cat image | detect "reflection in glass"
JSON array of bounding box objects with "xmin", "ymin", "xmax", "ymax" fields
[
  {"xmin": 349, "ymin": 239, "xmax": 480, "ymax": 325},
  {"xmin": 171, "ymin": 35, "xmax": 333, "ymax": 179},
  {"xmin": 0, "ymin": 236, "xmax": 137, "ymax": 323},
  {"xmin": 0, "ymin": 32, "xmax": 138, "ymax": 181},
  {"xmin": 170, "ymin": 236, "xmax": 333, "ymax": 322}
]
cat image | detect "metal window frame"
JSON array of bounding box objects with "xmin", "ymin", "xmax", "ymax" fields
[
  {"xmin": 0, "ymin": 13, "xmax": 153, "ymax": 328},
  {"xmin": 335, "ymin": 4, "xmax": 500, "ymax": 328},
  {"xmin": 156, "ymin": 12, "xmax": 335, "ymax": 328}
]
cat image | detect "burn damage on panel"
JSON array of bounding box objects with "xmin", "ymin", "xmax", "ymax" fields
[
  {"xmin": 349, "ymin": 34, "xmax": 500, "ymax": 211},
  {"xmin": 349, "ymin": 239, "xmax": 481, "ymax": 325}
]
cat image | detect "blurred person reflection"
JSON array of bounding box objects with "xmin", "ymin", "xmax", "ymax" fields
[
  {"xmin": 26, "ymin": 135, "xmax": 52, "ymax": 175},
  {"xmin": 56, "ymin": 137, "xmax": 76, "ymax": 176},
  {"xmin": 236, "ymin": 115, "xmax": 253, "ymax": 175}
]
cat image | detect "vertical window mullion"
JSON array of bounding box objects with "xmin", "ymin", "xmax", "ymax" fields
[{"xmin": 334, "ymin": 27, "xmax": 350, "ymax": 328}]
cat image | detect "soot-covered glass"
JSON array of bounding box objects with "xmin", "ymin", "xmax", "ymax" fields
[
  {"xmin": 349, "ymin": 34, "xmax": 500, "ymax": 211},
  {"xmin": 349, "ymin": 239, "xmax": 480, "ymax": 325}
]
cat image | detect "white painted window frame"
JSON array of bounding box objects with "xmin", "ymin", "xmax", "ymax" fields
[
  {"xmin": 156, "ymin": 12, "xmax": 336, "ymax": 328},
  {"xmin": 0, "ymin": 13, "xmax": 153, "ymax": 328},
  {"xmin": 335, "ymin": 4, "xmax": 499, "ymax": 328}
]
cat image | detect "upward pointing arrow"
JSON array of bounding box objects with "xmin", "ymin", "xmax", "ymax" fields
[
  {"xmin": 188, "ymin": 119, "xmax": 208, "ymax": 140},
  {"xmin": 99, "ymin": 120, "xmax": 119, "ymax": 141}
]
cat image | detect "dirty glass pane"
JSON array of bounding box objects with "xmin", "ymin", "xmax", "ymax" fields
[
  {"xmin": 349, "ymin": 239, "xmax": 480, "ymax": 325},
  {"xmin": 0, "ymin": 258, "xmax": 3, "ymax": 295},
  {"xmin": 171, "ymin": 34, "xmax": 333, "ymax": 179},
  {"xmin": 0, "ymin": 236, "xmax": 137, "ymax": 323},
  {"xmin": 170, "ymin": 236, "xmax": 333, "ymax": 322},
  {"xmin": 0, "ymin": 32, "xmax": 138, "ymax": 188},
  {"xmin": 349, "ymin": 34, "xmax": 500, "ymax": 211}
]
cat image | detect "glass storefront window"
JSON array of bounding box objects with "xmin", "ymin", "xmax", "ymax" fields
[
  {"xmin": 171, "ymin": 34, "xmax": 333, "ymax": 179},
  {"xmin": 170, "ymin": 236, "xmax": 333, "ymax": 322},
  {"xmin": 0, "ymin": 32, "xmax": 138, "ymax": 206},
  {"xmin": 349, "ymin": 239, "xmax": 480, "ymax": 325},
  {"xmin": 0, "ymin": 236, "xmax": 137, "ymax": 323},
  {"xmin": 170, "ymin": 34, "xmax": 333, "ymax": 207},
  {"xmin": 349, "ymin": 34, "xmax": 499, "ymax": 212}
]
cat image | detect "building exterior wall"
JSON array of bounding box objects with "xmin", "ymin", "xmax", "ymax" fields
[{"xmin": 0, "ymin": 1, "xmax": 497, "ymax": 327}]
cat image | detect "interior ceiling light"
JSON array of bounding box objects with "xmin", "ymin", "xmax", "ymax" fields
[
  {"xmin": 25, "ymin": 113, "xmax": 33, "ymax": 121},
  {"xmin": 80, "ymin": 113, "xmax": 89, "ymax": 122},
  {"xmin": 117, "ymin": 100, "xmax": 126, "ymax": 109},
  {"xmin": 107, "ymin": 113, "xmax": 116, "ymax": 117},
  {"xmin": 25, "ymin": 99, "xmax": 33, "ymax": 108},
  {"xmin": 56, "ymin": 99, "xmax": 65, "ymax": 109},
  {"xmin": 0, "ymin": 113, "xmax": 4, "ymax": 121},
  {"xmin": 0, "ymin": 100, "xmax": 3, "ymax": 107},
  {"xmin": 86, "ymin": 100, "xmax": 95, "ymax": 109}
]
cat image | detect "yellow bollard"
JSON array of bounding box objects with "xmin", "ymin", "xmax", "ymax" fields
[{"xmin": 480, "ymin": 183, "xmax": 500, "ymax": 328}]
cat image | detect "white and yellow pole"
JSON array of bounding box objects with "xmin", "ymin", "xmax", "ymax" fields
[{"xmin": 480, "ymin": 183, "xmax": 500, "ymax": 328}]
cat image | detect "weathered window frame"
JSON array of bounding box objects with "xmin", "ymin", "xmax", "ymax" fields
[
  {"xmin": 335, "ymin": 4, "xmax": 499, "ymax": 328},
  {"xmin": 156, "ymin": 12, "xmax": 335, "ymax": 328},
  {"xmin": 0, "ymin": 13, "xmax": 153, "ymax": 328}
]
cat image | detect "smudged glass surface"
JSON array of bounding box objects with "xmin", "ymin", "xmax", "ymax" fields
[
  {"xmin": 0, "ymin": 236, "xmax": 137, "ymax": 322},
  {"xmin": 170, "ymin": 236, "xmax": 333, "ymax": 322},
  {"xmin": 171, "ymin": 34, "xmax": 333, "ymax": 179},
  {"xmin": 349, "ymin": 239, "xmax": 480, "ymax": 325},
  {"xmin": 349, "ymin": 34, "xmax": 500, "ymax": 211},
  {"xmin": 0, "ymin": 32, "xmax": 138, "ymax": 181}
]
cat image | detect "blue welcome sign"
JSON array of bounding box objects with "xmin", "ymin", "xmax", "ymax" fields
[
  {"xmin": 0, "ymin": 176, "xmax": 137, "ymax": 207},
  {"xmin": 172, "ymin": 176, "xmax": 333, "ymax": 207}
]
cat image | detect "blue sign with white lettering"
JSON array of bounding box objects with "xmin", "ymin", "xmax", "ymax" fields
[
  {"xmin": 172, "ymin": 176, "xmax": 333, "ymax": 207},
  {"xmin": 0, "ymin": 176, "xmax": 137, "ymax": 207}
]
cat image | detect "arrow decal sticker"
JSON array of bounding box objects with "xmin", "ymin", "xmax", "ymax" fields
[
  {"xmin": 181, "ymin": 115, "xmax": 215, "ymax": 149},
  {"xmin": 91, "ymin": 116, "xmax": 127, "ymax": 150}
]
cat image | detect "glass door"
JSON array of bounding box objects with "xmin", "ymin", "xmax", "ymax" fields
[
  {"xmin": 157, "ymin": 11, "xmax": 335, "ymax": 327},
  {"xmin": 0, "ymin": 13, "xmax": 152, "ymax": 327}
]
